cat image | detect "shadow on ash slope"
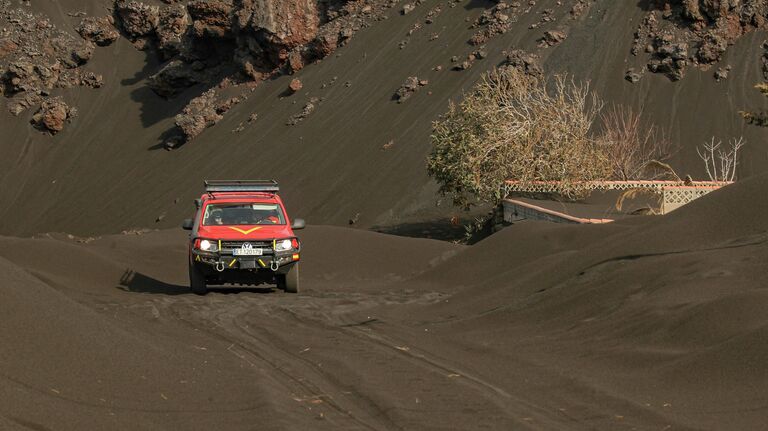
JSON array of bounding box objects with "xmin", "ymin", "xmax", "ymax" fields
[{"xmin": 3, "ymin": 177, "xmax": 768, "ymax": 429}]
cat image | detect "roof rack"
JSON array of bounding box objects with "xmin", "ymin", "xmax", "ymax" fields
[{"xmin": 204, "ymin": 180, "xmax": 279, "ymax": 193}]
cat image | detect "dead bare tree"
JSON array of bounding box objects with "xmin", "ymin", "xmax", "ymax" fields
[
  {"xmin": 599, "ymin": 105, "xmax": 676, "ymax": 181},
  {"xmin": 696, "ymin": 137, "xmax": 745, "ymax": 182}
]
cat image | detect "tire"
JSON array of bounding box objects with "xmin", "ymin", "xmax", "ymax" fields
[
  {"xmin": 189, "ymin": 263, "xmax": 208, "ymax": 295},
  {"xmin": 277, "ymin": 263, "xmax": 299, "ymax": 293}
]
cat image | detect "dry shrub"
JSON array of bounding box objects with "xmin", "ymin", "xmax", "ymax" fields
[
  {"xmin": 427, "ymin": 66, "xmax": 610, "ymax": 207},
  {"xmin": 740, "ymin": 83, "xmax": 768, "ymax": 127},
  {"xmin": 643, "ymin": 160, "xmax": 682, "ymax": 181},
  {"xmin": 599, "ymin": 105, "xmax": 677, "ymax": 180},
  {"xmin": 615, "ymin": 188, "xmax": 661, "ymax": 214}
]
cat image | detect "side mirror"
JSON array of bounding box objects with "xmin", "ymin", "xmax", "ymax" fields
[
  {"xmin": 182, "ymin": 219, "xmax": 194, "ymax": 230},
  {"xmin": 291, "ymin": 218, "xmax": 306, "ymax": 230}
]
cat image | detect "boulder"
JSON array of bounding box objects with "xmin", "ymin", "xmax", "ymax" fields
[
  {"xmin": 540, "ymin": 30, "xmax": 567, "ymax": 47},
  {"xmin": 148, "ymin": 60, "xmax": 200, "ymax": 98},
  {"xmin": 71, "ymin": 43, "xmax": 95, "ymax": 65},
  {"xmin": 76, "ymin": 16, "xmax": 120, "ymax": 46},
  {"xmin": 31, "ymin": 97, "xmax": 73, "ymax": 134},
  {"xmin": 114, "ymin": 0, "xmax": 160, "ymax": 38},
  {"xmin": 156, "ymin": 4, "xmax": 189, "ymax": 57},
  {"xmin": 502, "ymin": 49, "xmax": 543, "ymax": 78},
  {"xmin": 697, "ymin": 32, "xmax": 727, "ymax": 63},
  {"xmin": 188, "ymin": 0, "xmax": 234, "ymax": 38},
  {"xmin": 175, "ymin": 89, "xmax": 224, "ymax": 141},
  {"xmin": 394, "ymin": 76, "xmax": 427, "ymax": 103},
  {"xmin": 238, "ymin": 0, "xmax": 320, "ymax": 52},
  {"xmin": 288, "ymin": 78, "xmax": 303, "ymax": 93}
]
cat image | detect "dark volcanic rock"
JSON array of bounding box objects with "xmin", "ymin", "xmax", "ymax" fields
[
  {"xmin": 188, "ymin": 0, "xmax": 233, "ymax": 38},
  {"xmin": 288, "ymin": 78, "xmax": 303, "ymax": 93},
  {"xmin": 115, "ymin": 0, "xmax": 160, "ymax": 39},
  {"xmin": 0, "ymin": 38, "xmax": 19, "ymax": 59},
  {"xmin": 682, "ymin": 0, "xmax": 748, "ymax": 22},
  {"xmin": 175, "ymin": 89, "xmax": 223, "ymax": 141},
  {"xmin": 80, "ymin": 72, "xmax": 104, "ymax": 88},
  {"xmin": 173, "ymin": 88, "xmax": 241, "ymax": 141},
  {"xmin": 714, "ymin": 66, "xmax": 729, "ymax": 81},
  {"xmin": 539, "ymin": 30, "xmax": 567, "ymax": 47},
  {"xmin": 148, "ymin": 59, "xmax": 201, "ymax": 98},
  {"xmin": 625, "ymin": 68, "xmax": 642, "ymax": 83},
  {"xmin": 112, "ymin": 0, "xmax": 386, "ymax": 81},
  {"xmin": 238, "ymin": 0, "xmax": 318, "ymax": 48},
  {"xmin": 286, "ymin": 97, "xmax": 319, "ymax": 125},
  {"xmin": 648, "ymin": 39, "xmax": 689, "ymax": 81},
  {"xmin": 502, "ymin": 49, "xmax": 543, "ymax": 78},
  {"xmin": 470, "ymin": 1, "xmax": 516, "ymax": 45},
  {"xmin": 156, "ymin": 4, "xmax": 189, "ymax": 58},
  {"xmin": 77, "ymin": 16, "xmax": 120, "ymax": 46},
  {"xmin": 31, "ymin": 97, "xmax": 75, "ymax": 134},
  {"xmin": 115, "ymin": 0, "xmax": 393, "ymax": 76},
  {"xmin": 110, "ymin": 0, "xmax": 397, "ymax": 143},
  {"xmin": 697, "ymin": 32, "xmax": 727, "ymax": 64},
  {"xmin": 635, "ymin": 1, "xmax": 768, "ymax": 80},
  {"xmin": 0, "ymin": 5, "xmax": 105, "ymax": 123},
  {"xmin": 7, "ymin": 92, "xmax": 42, "ymax": 116},
  {"xmin": 71, "ymin": 43, "xmax": 95, "ymax": 65},
  {"xmin": 395, "ymin": 76, "xmax": 427, "ymax": 103}
]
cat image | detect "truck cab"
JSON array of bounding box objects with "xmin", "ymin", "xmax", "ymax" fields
[{"xmin": 182, "ymin": 180, "xmax": 304, "ymax": 295}]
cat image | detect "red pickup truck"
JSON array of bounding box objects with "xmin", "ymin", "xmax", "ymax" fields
[{"xmin": 182, "ymin": 180, "xmax": 305, "ymax": 295}]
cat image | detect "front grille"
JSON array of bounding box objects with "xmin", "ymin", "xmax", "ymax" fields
[{"xmin": 220, "ymin": 240, "xmax": 273, "ymax": 254}]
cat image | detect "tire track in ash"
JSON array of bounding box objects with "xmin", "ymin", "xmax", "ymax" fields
[
  {"xmin": 166, "ymin": 297, "xmax": 392, "ymax": 430},
  {"xmin": 171, "ymin": 291, "xmax": 554, "ymax": 429},
  {"xmin": 275, "ymin": 307, "xmax": 572, "ymax": 430},
  {"xmin": 320, "ymin": 316, "xmax": 695, "ymax": 431}
]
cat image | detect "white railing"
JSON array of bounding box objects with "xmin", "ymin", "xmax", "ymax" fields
[{"xmin": 503, "ymin": 180, "xmax": 733, "ymax": 215}]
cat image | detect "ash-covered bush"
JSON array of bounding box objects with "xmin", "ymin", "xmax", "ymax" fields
[
  {"xmin": 427, "ymin": 67, "xmax": 610, "ymax": 208},
  {"xmin": 741, "ymin": 83, "xmax": 768, "ymax": 127}
]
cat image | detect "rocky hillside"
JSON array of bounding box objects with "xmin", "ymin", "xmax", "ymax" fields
[{"xmin": 1, "ymin": 0, "xmax": 767, "ymax": 236}]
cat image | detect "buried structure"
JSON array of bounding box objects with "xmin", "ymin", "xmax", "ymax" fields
[{"xmin": 501, "ymin": 180, "xmax": 733, "ymax": 225}]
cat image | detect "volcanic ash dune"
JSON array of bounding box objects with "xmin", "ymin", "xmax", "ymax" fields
[{"xmin": 1, "ymin": 176, "xmax": 768, "ymax": 428}]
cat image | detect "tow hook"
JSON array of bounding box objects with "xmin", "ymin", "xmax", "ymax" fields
[
  {"xmin": 270, "ymin": 260, "xmax": 280, "ymax": 271},
  {"xmin": 215, "ymin": 261, "xmax": 226, "ymax": 272}
]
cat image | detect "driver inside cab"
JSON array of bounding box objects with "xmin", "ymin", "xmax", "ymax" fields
[
  {"xmin": 211, "ymin": 209, "xmax": 224, "ymax": 225},
  {"xmin": 260, "ymin": 209, "xmax": 280, "ymax": 224}
]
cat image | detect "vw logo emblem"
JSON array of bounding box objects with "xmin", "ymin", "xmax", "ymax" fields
[{"xmin": 241, "ymin": 242, "xmax": 253, "ymax": 250}]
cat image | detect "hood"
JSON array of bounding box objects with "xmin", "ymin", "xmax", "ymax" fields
[{"xmin": 196, "ymin": 224, "xmax": 295, "ymax": 240}]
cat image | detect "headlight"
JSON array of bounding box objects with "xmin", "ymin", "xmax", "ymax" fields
[
  {"xmin": 198, "ymin": 239, "xmax": 219, "ymax": 252},
  {"xmin": 274, "ymin": 239, "xmax": 293, "ymax": 252}
]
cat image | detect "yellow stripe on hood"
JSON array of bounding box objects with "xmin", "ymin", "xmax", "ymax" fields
[{"xmin": 227, "ymin": 226, "xmax": 263, "ymax": 235}]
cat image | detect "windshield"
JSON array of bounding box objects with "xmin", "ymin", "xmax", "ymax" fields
[{"xmin": 202, "ymin": 203, "xmax": 286, "ymax": 226}]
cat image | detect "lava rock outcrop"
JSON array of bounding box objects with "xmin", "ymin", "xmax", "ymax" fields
[
  {"xmin": 0, "ymin": 2, "xmax": 108, "ymax": 134},
  {"xmin": 110, "ymin": 0, "xmax": 397, "ymax": 143},
  {"xmin": 634, "ymin": 0, "xmax": 768, "ymax": 80}
]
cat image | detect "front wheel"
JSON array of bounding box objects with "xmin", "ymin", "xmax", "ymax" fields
[
  {"xmin": 189, "ymin": 263, "xmax": 208, "ymax": 295},
  {"xmin": 277, "ymin": 263, "xmax": 299, "ymax": 293}
]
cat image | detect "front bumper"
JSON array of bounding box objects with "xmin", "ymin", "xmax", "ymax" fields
[{"xmin": 192, "ymin": 250, "xmax": 299, "ymax": 272}]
